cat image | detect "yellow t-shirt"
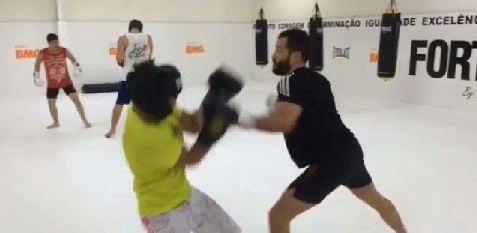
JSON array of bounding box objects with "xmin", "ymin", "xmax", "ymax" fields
[{"xmin": 122, "ymin": 106, "xmax": 191, "ymax": 217}]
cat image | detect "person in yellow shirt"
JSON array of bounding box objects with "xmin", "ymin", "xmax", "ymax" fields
[{"xmin": 123, "ymin": 60, "xmax": 241, "ymax": 233}]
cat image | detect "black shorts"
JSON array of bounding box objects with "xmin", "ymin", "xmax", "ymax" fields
[
  {"xmin": 47, "ymin": 84, "xmax": 77, "ymax": 99},
  {"xmin": 289, "ymin": 139, "xmax": 373, "ymax": 204},
  {"xmin": 116, "ymin": 81, "xmax": 131, "ymax": 105}
]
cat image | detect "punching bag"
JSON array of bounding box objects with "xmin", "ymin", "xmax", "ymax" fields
[
  {"xmin": 255, "ymin": 8, "xmax": 268, "ymax": 66},
  {"xmin": 377, "ymin": 0, "xmax": 401, "ymax": 80},
  {"xmin": 309, "ymin": 2, "xmax": 323, "ymax": 71}
]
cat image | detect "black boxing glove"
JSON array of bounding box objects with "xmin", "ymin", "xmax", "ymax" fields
[
  {"xmin": 196, "ymin": 94, "xmax": 239, "ymax": 147},
  {"xmin": 200, "ymin": 66, "xmax": 244, "ymax": 109}
]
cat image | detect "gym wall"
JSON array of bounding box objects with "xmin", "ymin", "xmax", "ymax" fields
[
  {"xmin": 59, "ymin": 0, "xmax": 254, "ymax": 22},
  {"xmin": 58, "ymin": 0, "xmax": 255, "ymax": 87},
  {"xmin": 0, "ymin": 0, "xmax": 57, "ymax": 97},
  {"xmin": 0, "ymin": 0, "xmax": 255, "ymax": 98},
  {"xmin": 253, "ymin": 0, "xmax": 477, "ymax": 19},
  {"xmin": 60, "ymin": 22, "xmax": 253, "ymax": 87},
  {"xmin": 0, "ymin": 0, "xmax": 57, "ymax": 22},
  {"xmin": 253, "ymin": 0, "xmax": 477, "ymax": 113}
]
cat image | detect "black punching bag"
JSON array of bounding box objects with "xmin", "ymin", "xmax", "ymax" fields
[
  {"xmin": 378, "ymin": 0, "xmax": 401, "ymax": 80},
  {"xmin": 255, "ymin": 8, "xmax": 268, "ymax": 66},
  {"xmin": 309, "ymin": 3, "xmax": 323, "ymax": 71}
]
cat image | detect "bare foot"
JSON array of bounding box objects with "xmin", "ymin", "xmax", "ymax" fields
[
  {"xmin": 46, "ymin": 123, "xmax": 60, "ymax": 129},
  {"xmin": 84, "ymin": 122, "xmax": 92, "ymax": 128},
  {"xmin": 105, "ymin": 130, "xmax": 115, "ymax": 138}
]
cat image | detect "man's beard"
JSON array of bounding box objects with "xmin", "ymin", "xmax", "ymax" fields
[{"xmin": 272, "ymin": 56, "xmax": 291, "ymax": 76}]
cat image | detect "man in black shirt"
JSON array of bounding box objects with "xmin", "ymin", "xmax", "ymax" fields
[{"xmin": 239, "ymin": 29, "xmax": 407, "ymax": 233}]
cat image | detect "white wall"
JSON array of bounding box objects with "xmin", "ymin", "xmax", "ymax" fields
[
  {"xmin": 55, "ymin": 0, "xmax": 255, "ymax": 85},
  {"xmin": 60, "ymin": 22, "xmax": 253, "ymax": 86},
  {"xmin": 2, "ymin": 0, "xmax": 477, "ymax": 114},
  {"xmin": 253, "ymin": 0, "xmax": 477, "ymax": 20},
  {"xmin": 59, "ymin": 0, "xmax": 254, "ymax": 22},
  {"xmin": 0, "ymin": 0, "xmax": 57, "ymax": 21},
  {"xmin": 253, "ymin": 10, "xmax": 477, "ymax": 112},
  {"xmin": 0, "ymin": 0, "xmax": 255, "ymax": 98},
  {"xmin": 252, "ymin": 0, "xmax": 477, "ymax": 113},
  {"xmin": 0, "ymin": 0, "xmax": 57, "ymax": 97},
  {"xmin": 56, "ymin": 0, "xmax": 255, "ymax": 85},
  {"xmin": 0, "ymin": 22, "xmax": 57, "ymax": 97}
]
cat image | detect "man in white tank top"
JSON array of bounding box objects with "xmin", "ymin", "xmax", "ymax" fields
[{"xmin": 105, "ymin": 19, "xmax": 153, "ymax": 138}]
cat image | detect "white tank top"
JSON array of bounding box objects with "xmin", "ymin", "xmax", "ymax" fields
[{"xmin": 123, "ymin": 32, "xmax": 151, "ymax": 80}]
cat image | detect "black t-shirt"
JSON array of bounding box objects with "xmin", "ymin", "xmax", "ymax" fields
[{"xmin": 277, "ymin": 67, "xmax": 354, "ymax": 168}]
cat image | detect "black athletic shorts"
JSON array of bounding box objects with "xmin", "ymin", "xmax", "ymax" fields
[
  {"xmin": 289, "ymin": 138, "xmax": 373, "ymax": 204},
  {"xmin": 47, "ymin": 84, "xmax": 77, "ymax": 99},
  {"xmin": 116, "ymin": 81, "xmax": 131, "ymax": 105}
]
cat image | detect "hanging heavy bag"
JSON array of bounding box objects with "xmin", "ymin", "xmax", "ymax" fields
[
  {"xmin": 378, "ymin": 0, "xmax": 401, "ymax": 80},
  {"xmin": 255, "ymin": 8, "xmax": 268, "ymax": 66},
  {"xmin": 309, "ymin": 2, "xmax": 323, "ymax": 71}
]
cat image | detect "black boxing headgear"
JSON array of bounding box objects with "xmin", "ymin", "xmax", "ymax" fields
[
  {"xmin": 157, "ymin": 64, "xmax": 182, "ymax": 98},
  {"xmin": 127, "ymin": 60, "xmax": 177, "ymax": 123}
]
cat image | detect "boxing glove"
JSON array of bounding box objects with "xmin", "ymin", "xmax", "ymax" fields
[
  {"xmin": 197, "ymin": 94, "xmax": 239, "ymax": 147},
  {"xmin": 200, "ymin": 65, "xmax": 244, "ymax": 109},
  {"xmin": 73, "ymin": 63, "xmax": 82, "ymax": 79},
  {"xmin": 33, "ymin": 71, "xmax": 44, "ymax": 87},
  {"xmin": 236, "ymin": 93, "xmax": 275, "ymax": 129},
  {"xmin": 266, "ymin": 93, "xmax": 277, "ymax": 112},
  {"xmin": 237, "ymin": 113, "xmax": 256, "ymax": 129}
]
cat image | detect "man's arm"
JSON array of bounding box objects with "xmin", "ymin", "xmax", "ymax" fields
[
  {"xmin": 176, "ymin": 94, "xmax": 239, "ymax": 168},
  {"xmin": 241, "ymin": 75, "xmax": 306, "ymax": 133},
  {"xmin": 180, "ymin": 111, "xmax": 201, "ymax": 133},
  {"xmin": 175, "ymin": 145, "xmax": 210, "ymax": 168},
  {"xmin": 244, "ymin": 101, "xmax": 302, "ymax": 133},
  {"xmin": 34, "ymin": 51, "xmax": 43, "ymax": 73},
  {"xmin": 147, "ymin": 34, "xmax": 153, "ymax": 59},
  {"xmin": 66, "ymin": 49, "xmax": 79, "ymax": 65},
  {"xmin": 116, "ymin": 35, "xmax": 127, "ymax": 66}
]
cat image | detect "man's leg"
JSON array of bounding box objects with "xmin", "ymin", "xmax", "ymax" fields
[
  {"xmin": 189, "ymin": 187, "xmax": 241, "ymax": 233},
  {"xmin": 46, "ymin": 88, "xmax": 60, "ymax": 129},
  {"xmin": 47, "ymin": 99, "xmax": 60, "ymax": 129},
  {"xmin": 350, "ymin": 184, "xmax": 407, "ymax": 233},
  {"xmin": 105, "ymin": 104, "xmax": 123, "ymax": 138},
  {"xmin": 141, "ymin": 202, "xmax": 194, "ymax": 233},
  {"xmin": 269, "ymin": 188, "xmax": 315, "ymax": 233},
  {"xmin": 105, "ymin": 81, "xmax": 129, "ymax": 138},
  {"xmin": 269, "ymin": 164, "xmax": 345, "ymax": 233},
  {"xmin": 343, "ymin": 144, "xmax": 407, "ymax": 233},
  {"xmin": 65, "ymin": 85, "xmax": 91, "ymax": 128}
]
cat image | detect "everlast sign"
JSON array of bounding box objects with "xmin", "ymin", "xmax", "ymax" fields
[{"xmin": 409, "ymin": 40, "xmax": 477, "ymax": 81}]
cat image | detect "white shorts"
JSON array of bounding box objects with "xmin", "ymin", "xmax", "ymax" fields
[{"xmin": 141, "ymin": 187, "xmax": 241, "ymax": 233}]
